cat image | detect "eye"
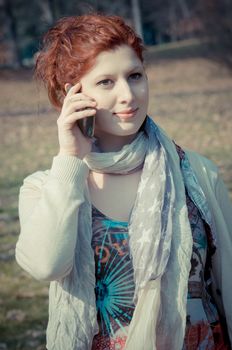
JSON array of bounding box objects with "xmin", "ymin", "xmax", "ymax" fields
[
  {"xmin": 97, "ymin": 79, "xmax": 113, "ymax": 86},
  {"xmin": 129, "ymin": 72, "xmax": 143, "ymax": 80}
]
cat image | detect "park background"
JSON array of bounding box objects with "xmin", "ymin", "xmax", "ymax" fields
[{"xmin": 0, "ymin": 0, "xmax": 232, "ymax": 349}]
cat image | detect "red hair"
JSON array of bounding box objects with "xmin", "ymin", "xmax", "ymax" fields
[{"xmin": 35, "ymin": 14, "xmax": 145, "ymax": 109}]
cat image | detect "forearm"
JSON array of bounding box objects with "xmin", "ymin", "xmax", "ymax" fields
[
  {"xmin": 15, "ymin": 155, "xmax": 89, "ymax": 281},
  {"xmin": 214, "ymin": 175, "xmax": 232, "ymax": 344}
]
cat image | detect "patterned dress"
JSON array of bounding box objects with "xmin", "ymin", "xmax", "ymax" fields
[
  {"xmin": 91, "ymin": 206, "xmax": 134, "ymax": 349},
  {"xmin": 91, "ymin": 161, "xmax": 230, "ymax": 350},
  {"xmin": 183, "ymin": 193, "xmax": 229, "ymax": 349}
]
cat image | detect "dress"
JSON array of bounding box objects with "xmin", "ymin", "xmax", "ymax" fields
[
  {"xmin": 91, "ymin": 146, "xmax": 230, "ymax": 350},
  {"xmin": 91, "ymin": 205, "xmax": 134, "ymax": 350}
]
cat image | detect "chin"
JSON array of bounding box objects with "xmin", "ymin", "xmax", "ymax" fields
[
  {"xmin": 114, "ymin": 124, "xmax": 141, "ymax": 135},
  {"xmin": 118, "ymin": 121, "xmax": 145, "ymax": 134},
  {"xmin": 95, "ymin": 117, "xmax": 146, "ymax": 138}
]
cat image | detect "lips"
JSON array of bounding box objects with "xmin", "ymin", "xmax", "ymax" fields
[{"xmin": 113, "ymin": 108, "xmax": 139, "ymax": 118}]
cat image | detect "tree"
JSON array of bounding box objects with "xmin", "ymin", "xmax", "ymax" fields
[
  {"xmin": 197, "ymin": 0, "xmax": 232, "ymax": 68},
  {"xmin": 0, "ymin": 0, "xmax": 21, "ymax": 67},
  {"xmin": 140, "ymin": 0, "xmax": 198, "ymax": 44},
  {"xmin": 131, "ymin": 0, "xmax": 143, "ymax": 40}
]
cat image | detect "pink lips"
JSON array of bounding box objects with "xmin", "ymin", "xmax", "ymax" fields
[{"xmin": 114, "ymin": 108, "xmax": 138, "ymax": 119}]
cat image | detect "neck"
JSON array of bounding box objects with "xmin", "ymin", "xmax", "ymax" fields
[{"xmin": 94, "ymin": 132, "xmax": 138, "ymax": 152}]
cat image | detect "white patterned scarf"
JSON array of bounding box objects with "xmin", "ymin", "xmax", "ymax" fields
[
  {"xmin": 48, "ymin": 117, "xmax": 194, "ymax": 350},
  {"xmin": 85, "ymin": 118, "xmax": 175, "ymax": 301},
  {"xmin": 84, "ymin": 117, "xmax": 193, "ymax": 349}
]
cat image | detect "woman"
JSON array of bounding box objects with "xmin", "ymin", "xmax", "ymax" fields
[{"xmin": 15, "ymin": 13, "xmax": 232, "ymax": 350}]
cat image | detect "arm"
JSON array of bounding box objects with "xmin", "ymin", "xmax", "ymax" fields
[
  {"xmin": 214, "ymin": 175, "xmax": 232, "ymax": 232},
  {"xmin": 15, "ymin": 155, "xmax": 89, "ymax": 281},
  {"xmin": 213, "ymin": 173, "xmax": 232, "ymax": 343},
  {"xmin": 186, "ymin": 150, "xmax": 232, "ymax": 343}
]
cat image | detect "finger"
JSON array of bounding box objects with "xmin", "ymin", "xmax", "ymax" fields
[
  {"xmin": 58, "ymin": 109, "xmax": 96, "ymax": 126},
  {"xmin": 60, "ymin": 101, "xmax": 97, "ymax": 119},
  {"xmin": 69, "ymin": 94, "xmax": 97, "ymax": 103},
  {"xmin": 64, "ymin": 83, "xmax": 72, "ymax": 94},
  {"xmin": 64, "ymin": 82, "xmax": 81, "ymax": 96},
  {"xmin": 73, "ymin": 101, "xmax": 97, "ymax": 112}
]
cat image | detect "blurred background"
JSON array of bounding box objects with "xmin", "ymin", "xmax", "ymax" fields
[{"xmin": 0, "ymin": 0, "xmax": 232, "ymax": 349}]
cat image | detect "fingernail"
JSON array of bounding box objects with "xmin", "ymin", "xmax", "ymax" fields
[{"xmin": 65, "ymin": 83, "xmax": 72, "ymax": 93}]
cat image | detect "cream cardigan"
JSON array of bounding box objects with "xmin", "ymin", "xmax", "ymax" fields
[{"xmin": 16, "ymin": 130, "xmax": 232, "ymax": 349}]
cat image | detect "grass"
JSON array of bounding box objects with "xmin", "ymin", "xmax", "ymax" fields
[{"xmin": 0, "ymin": 41, "xmax": 232, "ymax": 349}]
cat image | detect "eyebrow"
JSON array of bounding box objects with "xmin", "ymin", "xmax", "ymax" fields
[
  {"xmin": 128, "ymin": 65, "xmax": 143, "ymax": 72},
  {"xmin": 94, "ymin": 66, "xmax": 143, "ymax": 80}
]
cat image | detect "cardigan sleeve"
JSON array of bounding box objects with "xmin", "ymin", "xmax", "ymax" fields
[
  {"xmin": 186, "ymin": 150, "xmax": 232, "ymax": 344},
  {"xmin": 15, "ymin": 155, "xmax": 89, "ymax": 281},
  {"xmin": 214, "ymin": 175, "xmax": 232, "ymax": 234},
  {"xmin": 187, "ymin": 151, "xmax": 232, "ymax": 344},
  {"xmin": 213, "ymin": 173, "xmax": 232, "ymax": 343}
]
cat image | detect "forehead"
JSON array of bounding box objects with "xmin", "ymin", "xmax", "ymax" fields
[{"xmin": 87, "ymin": 45, "xmax": 143, "ymax": 76}]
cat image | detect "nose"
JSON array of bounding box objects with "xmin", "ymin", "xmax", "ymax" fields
[{"xmin": 117, "ymin": 79, "xmax": 134, "ymax": 104}]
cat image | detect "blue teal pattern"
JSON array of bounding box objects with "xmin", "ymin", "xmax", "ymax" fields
[{"xmin": 91, "ymin": 206, "xmax": 135, "ymax": 338}]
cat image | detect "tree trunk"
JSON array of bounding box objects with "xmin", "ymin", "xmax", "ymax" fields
[
  {"xmin": 40, "ymin": 0, "xmax": 54, "ymax": 25},
  {"xmin": 131, "ymin": 0, "xmax": 144, "ymax": 40},
  {"xmin": 1, "ymin": 0, "xmax": 21, "ymax": 67},
  {"xmin": 177, "ymin": 0, "xmax": 191, "ymax": 19}
]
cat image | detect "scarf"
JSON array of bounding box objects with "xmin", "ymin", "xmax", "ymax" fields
[
  {"xmin": 85, "ymin": 116, "xmax": 193, "ymax": 349},
  {"xmin": 85, "ymin": 119, "xmax": 175, "ymax": 302},
  {"xmin": 48, "ymin": 117, "xmax": 195, "ymax": 349}
]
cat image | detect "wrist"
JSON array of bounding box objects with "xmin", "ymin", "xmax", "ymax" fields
[
  {"xmin": 51, "ymin": 154, "xmax": 89, "ymax": 184},
  {"xmin": 58, "ymin": 149, "xmax": 86, "ymax": 160}
]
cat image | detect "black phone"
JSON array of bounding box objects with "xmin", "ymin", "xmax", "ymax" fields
[
  {"xmin": 78, "ymin": 114, "xmax": 95, "ymax": 138},
  {"xmin": 66, "ymin": 84, "xmax": 95, "ymax": 138}
]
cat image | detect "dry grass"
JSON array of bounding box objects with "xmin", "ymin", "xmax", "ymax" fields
[
  {"xmin": 146, "ymin": 56, "xmax": 232, "ymax": 190},
  {"xmin": 0, "ymin": 42, "xmax": 232, "ymax": 349}
]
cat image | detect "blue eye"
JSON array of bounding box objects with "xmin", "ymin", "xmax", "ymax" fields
[
  {"xmin": 97, "ymin": 79, "xmax": 113, "ymax": 86},
  {"xmin": 129, "ymin": 72, "xmax": 142, "ymax": 80}
]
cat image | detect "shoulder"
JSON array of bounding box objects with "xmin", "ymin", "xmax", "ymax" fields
[
  {"xmin": 156, "ymin": 124, "xmax": 218, "ymax": 177},
  {"xmin": 185, "ymin": 149, "xmax": 216, "ymax": 168},
  {"xmin": 184, "ymin": 149, "xmax": 219, "ymax": 185},
  {"xmin": 21, "ymin": 169, "xmax": 50, "ymax": 191}
]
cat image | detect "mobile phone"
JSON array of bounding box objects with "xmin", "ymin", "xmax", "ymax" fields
[
  {"xmin": 66, "ymin": 84, "xmax": 95, "ymax": 138},
  {"xmin": 78, "ymin": 114, "xmax": 95, "ymax": 138}
]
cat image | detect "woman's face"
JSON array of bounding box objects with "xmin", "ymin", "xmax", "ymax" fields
[{"xmin": 80, "ymin": 45, "xmax": 149, "ymax": 145}]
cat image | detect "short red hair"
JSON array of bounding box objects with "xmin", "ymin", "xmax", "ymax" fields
[{"xmin": 35, "ymin": 14, "xmax": 145, "ymax": 109}]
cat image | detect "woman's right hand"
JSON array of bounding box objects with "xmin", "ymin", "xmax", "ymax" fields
[{"xmin": 57, "ymin": 82, "xmax": 97, "ymax": 159}]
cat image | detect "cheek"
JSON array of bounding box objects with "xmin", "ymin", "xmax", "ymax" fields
[
  {"xmin": 136, "ymin": 82, "xmax": 149, "ymax": 102},
  {"xmin": 80, "ymin": 84, "xmax": 110, "ymax": 108},
  {"xmin": 95, "ymin": 109, "xmax": 113, "ymax": 124},
  {"xmin": 95, "ymin": 108, "xmax": 112, "ymax": 126},
  {"xmin": 94, "ymin": 92, "xmax": 115, "ymax": 110},
  {"xmin": 141, "ymin": 88, "xmax": 149, "ymax": 101}
]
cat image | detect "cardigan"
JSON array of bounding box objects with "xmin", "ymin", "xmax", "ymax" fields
[{"xmin": 15, "ymin": 128, "xmax": 232, "ymax": 349}]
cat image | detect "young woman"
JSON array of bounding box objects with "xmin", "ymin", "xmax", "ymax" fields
[{"xmin": 15, "ymin": 14, "xmax": 232, "ymax": 350}]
